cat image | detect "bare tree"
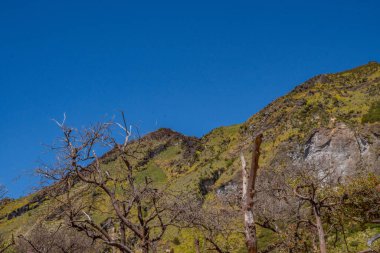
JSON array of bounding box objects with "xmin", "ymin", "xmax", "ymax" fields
[
  {"xmin": 253, "ymin": 168, "xmax": 304, "ymax": 252},
  {"xmin": 0, "ymin": 185, "xmax": 6, "ymax": 199},
  {"xmin": 177, "ymin": 193, "xmax": 242, "ymax": 253},
  {"xmin": 39, "ymin": 113, "xmax": 185, "ymax": 253},
  {"xmin": 289, "ymin": 163, "xmax": 345, "ymax": 253},
  {"xmin": 16, "ymin": 223, "xmax": 95, "ymax": 253},
  {"xmin": 0, "ymin": 185, "xmax": 9, "ymax": 211},
  {"xmin": 253, "ymin": 165, "xmax": 380, "ymax": 253},
  {"xmin": 240, "ymin": 134, "xmax": 262, "ymax": 253},
  {"xmin": 339, "ymin": 174, "xmax": 380, "ymax": 253}
]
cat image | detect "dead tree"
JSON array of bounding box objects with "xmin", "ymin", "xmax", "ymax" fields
[
  {"xmin": 293, "ymin": 186, "xmax": 328, "ymax": 253},
  {"xmin": 0, "ymin": 185, "xmax": 9, "ymax": 211},
  {"xmin": 290, "ymin": 164, "xmax": 343, "ymax": 253},
  {"xmin": 16, "ymin": 223, "xmax": 95, "ymax": 253},
  {"xmin": 39, "ymin": 113, "xmax": 184, "ymax": 253},
  {"xmin": 176, "ymin": 192, "xmax": 242, "ymax": 253},
  {"xmin": 240, "ymin": 134, "xmax": 263, "ymax": 253},
  {"xmin": 0, "ymin": 185, "xmax": 6, "ymax": 199}
]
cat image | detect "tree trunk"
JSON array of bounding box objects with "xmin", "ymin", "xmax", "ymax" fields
[
  {"xmin": 141, "ymin": 234, "xmax": 149, "ymax": 253},
  {"xmin": 141, "ymin": 244, "xmax": 149, "ymax": 253},
  {"xmin": 194, "ymin": 238, "xmax": 201, "ymax": 253},
  {"xmin": 313, "ymin": 206, "xmax": 327, "ymax": 253},
  {"xmin": 241, "ymin": 134, "xmax": 263, "ymax": 253}
]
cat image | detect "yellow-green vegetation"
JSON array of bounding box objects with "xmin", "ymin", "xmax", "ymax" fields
[
  {"xmin": 135, "ymin": 161, "xmax": 167, "ymax": 184},
  {"xmin": 362, "ymin": 101, "xmax": 380, "ymax": 123}
]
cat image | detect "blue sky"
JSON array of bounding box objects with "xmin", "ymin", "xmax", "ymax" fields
[{"xmin": 0, "ymin": 0, "xmax": 379, "ymax": 197}]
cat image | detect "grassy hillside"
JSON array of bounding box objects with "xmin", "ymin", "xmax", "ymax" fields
[{"xmin": 1, "ymin": 62, "xmax": 380, "ymax": 252}]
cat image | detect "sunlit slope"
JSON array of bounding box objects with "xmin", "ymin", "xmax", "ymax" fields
[{"xmin": 1, "ymin": 62, "xmax": 380, "ymax": 252}]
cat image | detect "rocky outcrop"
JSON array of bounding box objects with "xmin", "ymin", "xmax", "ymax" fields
[{"xmin": 303, "ymin": 122, "xmax": 380, "ymax": 178}]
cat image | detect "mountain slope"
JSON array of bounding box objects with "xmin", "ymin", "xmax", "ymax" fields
[{"xmin": 1, "ymin": 62, "xmax": 380, "ymax": 252}]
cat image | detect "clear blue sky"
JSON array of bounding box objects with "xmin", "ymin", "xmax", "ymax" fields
[{"xmin": 1, "ymin": 0, "xmax": 379, "ymax": 197}]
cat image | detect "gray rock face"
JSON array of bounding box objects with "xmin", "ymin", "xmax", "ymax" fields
[{"xmin": 304, "ymin": 122, "xmax": 380, "ymax": 179}]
